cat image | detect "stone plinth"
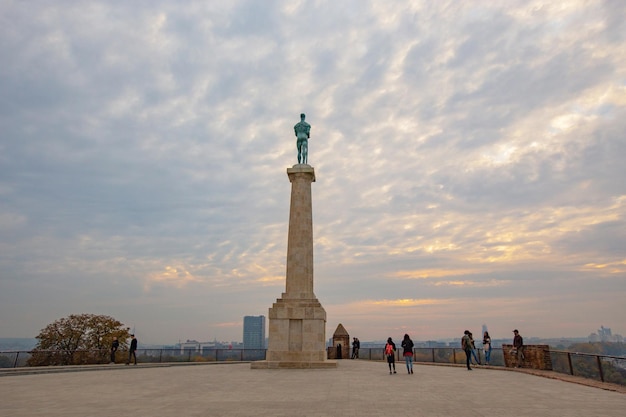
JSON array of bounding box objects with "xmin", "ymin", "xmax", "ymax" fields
[
  {"xmin": 502, "ymin": 344, "xmax": 552, "ymax": 370},
  {"xmin": 252, "ymin": 164, "xmax": 336, "ymax": 369}
]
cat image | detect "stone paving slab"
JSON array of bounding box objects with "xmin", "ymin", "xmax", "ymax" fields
[{"xmin": 0, "ymin": 361, "xmax": 624, "ymax": 417}]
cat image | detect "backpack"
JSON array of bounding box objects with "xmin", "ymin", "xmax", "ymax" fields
[
  {"xmin": 462, "ymin": 335, "xmax": 470, "ymax": 351},
  {"xmin": 385, "ymin": 343, "xmax": 394, "ymax": 356}
]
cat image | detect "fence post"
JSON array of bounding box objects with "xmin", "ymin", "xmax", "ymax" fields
[
  {"xmin": 13, "ymin": 352, "xmax": 20, "ymax": 368},
  {"xmin": 567, "ymin": 352, "xmax": 574, "ymax": 375},
  {"xmin": 453, "ymin": 348, "xmax": 457, "ymax": 364},
  {"xmin": 431, "ymin": 348, "xmax": 435, "ymax": 363},
  {"xmin": 159, "ymin": 349, "xmax": 163, "ymax": 363},
  {"xmin": 596, "ymin": 356, "xmax": 604, "ymax": 382}
]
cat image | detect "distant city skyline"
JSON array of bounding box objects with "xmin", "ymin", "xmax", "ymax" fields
[{"xmin": 0, "ymin": 323, "xmax": 623, "ymax": 351}]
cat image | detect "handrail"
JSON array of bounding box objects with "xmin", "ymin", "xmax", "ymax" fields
[
  {"xmin": 0, "ymin": 348, "xmax": 267, "ymax": 368},
  {"xmin": 2, "ymin": 347, "xmax": 624, "ymax": 386},
  {"xmin": 344, "ymin": 347, "xmax": 626, "ymax": 386},
  {"xmin": 550, "ymin": 350, "xmax": 625, "ymax": 360}
]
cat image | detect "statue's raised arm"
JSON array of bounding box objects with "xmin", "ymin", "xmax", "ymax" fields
[{"xmin": 294, "ymin": 113, "xmax": 311, "ymax": 164}]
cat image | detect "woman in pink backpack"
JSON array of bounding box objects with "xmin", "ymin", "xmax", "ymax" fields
[{"xmin": 384, "ymin": 337, "xmax": 396, "ymax": 374}]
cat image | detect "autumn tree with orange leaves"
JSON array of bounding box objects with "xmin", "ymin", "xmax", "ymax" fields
[{"xmin": 28, "ymin": 314, "xmax": 130, "ymax": 366}]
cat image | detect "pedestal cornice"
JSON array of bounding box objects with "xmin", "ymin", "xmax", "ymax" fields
[{"xmin": 287, "ymin": 164, "xmax": 315, "ymax": 182}]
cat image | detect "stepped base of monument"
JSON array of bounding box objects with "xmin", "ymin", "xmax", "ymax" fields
[{"xmin": 250, "ymin": 360, "xmax": 337, "ymax": 369}]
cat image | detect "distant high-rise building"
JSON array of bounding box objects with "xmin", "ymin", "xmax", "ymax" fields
[
  {"xmin": 482, "ymin": 324, "xmax": 488, "ymax": 335},
  {"xmin": 243, "ymin": 315, "xmax": 266, "ymax": 349},
  {"xmin": 598, "ymin": 325, "xmax": 612, "ymax": 342}
]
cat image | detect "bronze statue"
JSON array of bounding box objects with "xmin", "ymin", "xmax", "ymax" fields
[{"xmin": 294, "ymin": 113, "xmax": 311, "ymax": 164}]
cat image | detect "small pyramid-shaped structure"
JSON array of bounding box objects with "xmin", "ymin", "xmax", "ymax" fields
[
  {"xmin": 333, "ymin": 323, "xmax": 349, "ymax": 337},
  {"xmin": 332, "ymin": 323, "xmax": 350, "ymax": 359}
]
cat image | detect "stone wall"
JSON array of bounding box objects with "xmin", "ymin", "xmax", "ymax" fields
[
  {"xmin": 326, "ymin": 341, "xmax": 349, "ymax": 359},
  {"xmin": 502, "ymin": 344, "xmax": 552, "ymax": 370}
]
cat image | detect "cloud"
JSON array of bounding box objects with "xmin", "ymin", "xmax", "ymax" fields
[{"xmin": 369, "ymin": 298, "xmax": 447, "ymax": 307}]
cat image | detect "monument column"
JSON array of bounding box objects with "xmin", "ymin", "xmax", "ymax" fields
[
  {"xmin": 285, "ymin": 165, "xmax": 315, "ymax": 298},
  {"xmin": 251, "ymin": 114, "xmax": 335, "ymax": 369}
]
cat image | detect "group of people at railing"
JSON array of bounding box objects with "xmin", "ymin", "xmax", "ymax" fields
[{"xmin": 351, "ymin": 328, "xmax": 526, "ymax": 373}]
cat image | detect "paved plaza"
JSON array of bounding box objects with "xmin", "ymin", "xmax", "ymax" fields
[{"xmin": 1, "ymin": 360, "xmax": 625, "ymax": 417}]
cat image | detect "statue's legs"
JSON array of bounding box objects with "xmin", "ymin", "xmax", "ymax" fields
[
  {"xmin": 302, "ymin": 142, "xmax": 308, "ymax": 164},
  {"xmin": 297, "ymin": 139, "xmax": 305, "ymax": 164}
]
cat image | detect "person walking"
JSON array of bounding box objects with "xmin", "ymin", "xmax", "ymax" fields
[
  {"xmin": 126, "ymin": 334, "xmax": 137, "ymax": 365},
  {"xmin": 469, "ymin": 332, "xmax": 481, "ymax": 365},
  {"xmin": 110, "ymin": 336, "xmax": 119, "ymax": 364},
  {"xmin": 512, "ymin": 329, "xmax": 524, "ymax": 367},
  {"xmin": 482, "ymin": 331, "xmax": 492, "ymax": 365},
  {"xmin": 384, "ymin": 337, "xmax": 396, "ymax": 374},
  {"xmin": 461, "ymin": 330, "xmax": 473, "ymax": 370},
  {"xmin": 401, "ymin": 333, "xmax": 414, "ymax": 374}
]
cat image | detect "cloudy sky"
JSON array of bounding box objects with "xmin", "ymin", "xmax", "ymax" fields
[{"xmin": 1, "ymin": 1, "xmax": 625, "ymax": 345}]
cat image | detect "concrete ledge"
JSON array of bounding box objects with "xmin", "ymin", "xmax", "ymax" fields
[{"xmin": 0, "ymin": 361, "xmax": 250, "ymax": 377}]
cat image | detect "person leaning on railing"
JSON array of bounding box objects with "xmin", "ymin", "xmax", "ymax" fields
[
  {"xmin": 512, "ymin": 329, "xmax": 524, "ymax": 367},
  {"xmin": 482, "ymin": 331, "xmax": 492, "ymax": 366}
]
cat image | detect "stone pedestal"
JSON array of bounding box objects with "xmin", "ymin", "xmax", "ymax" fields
[{"xmin": 251, "ymin": 165, "xmax": 336, "ymax": 369}]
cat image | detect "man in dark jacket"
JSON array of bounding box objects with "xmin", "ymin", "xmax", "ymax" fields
[
  {"xmin": 513, "ymin": 329, "xmax": 524, "ymax": 367},
  {"xmin": 461, "ymin": 330, "xmax": 473, "ymax": 370},
  {"xmin": 351, "ymin": 337, "xmax": 360, "ymax": 359},
  {"xmin": 126, "ymin": 334, "xmax": 137, "ymax": 365}
]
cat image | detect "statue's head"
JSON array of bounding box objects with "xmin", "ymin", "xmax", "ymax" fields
[{"xmin": 300, "ymin": 113, "xmax": 305, "ymax": 120}]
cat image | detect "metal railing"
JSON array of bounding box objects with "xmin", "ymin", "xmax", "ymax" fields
[
  {"xmin": 352, "ymin": 347, "xmax": 626, "ymax": 386},
  {"xmin": 2, "ymin": 347, "xmax": 625, "ymax": 386},
  {"xmin": 0, "ymin": 348, "xmax": 266, "ymax": 368},
  {"xmin": 549, "ymin": 350, "xmax": 626, "ymax": 385},
  {"xmin": 353, "ymin": 347, "xmax": 503, "ymax": 366}
]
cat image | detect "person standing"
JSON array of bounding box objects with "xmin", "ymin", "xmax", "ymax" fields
[
  {"xmin": 126, "ymin": 334, "xmax": 137, "ymax": 365},
  {"xmin": 461, "ymin": 330, "xmax": 473, "ymax": 370},
  {"xmin": 512, "ymin": 329, "xmax": 524, "ymax": 367},
  {"xmin": 482, "ymin": 331, "xmax": 492, "ymax": 365},
  {"xmin": 351, "ymin": 337, "xmax": 360, "ymax": 359},
  {"xmin": 110, "ymin": 337, "xmax": 119, "ymax": 364},
  {"xmin": 355, "ymin": 338, "xmax": 360, "ymax": 359},
  {"xmin": 401, "ymin": 334, "xmax": 414, "ymax": 374},
  {"xmin": 384, "ymin": 337, "xmax": 396, "ymax": 374}
]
